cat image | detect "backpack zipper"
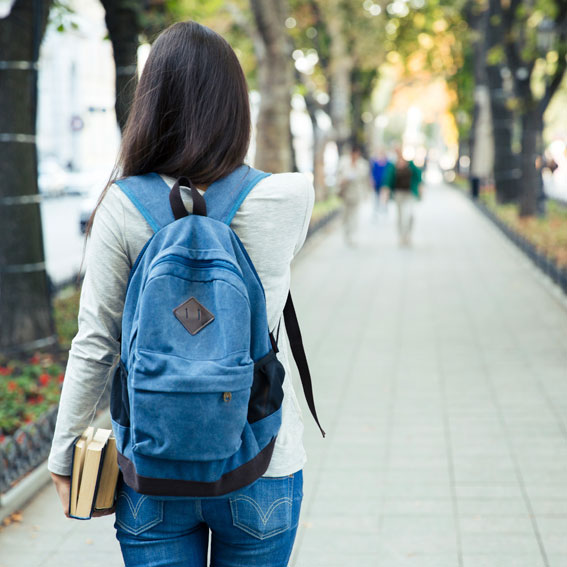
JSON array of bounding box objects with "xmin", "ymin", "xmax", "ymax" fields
[{"xmin": 152, "ymin": 256, "xmax": 242, "ymax": 279}]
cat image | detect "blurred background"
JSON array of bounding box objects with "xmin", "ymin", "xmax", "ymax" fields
[
  {"xmin": 1, "ymin": 0, "xmax": 565, "ymax": 301},
  {"xmin": 1, "ymin": 1, "xmax": 567, "ymax": 566}
]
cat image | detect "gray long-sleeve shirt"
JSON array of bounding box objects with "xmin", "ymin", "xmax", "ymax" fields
[{"xmin": 48, "ymin": 171, "xmax": 314, "ymax": 478}]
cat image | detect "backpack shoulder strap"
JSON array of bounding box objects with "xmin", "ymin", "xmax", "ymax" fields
[
  {"xmin": 115, "ymin": 173, "xmax": 173, "ymax": 233},
  {"xmin": 115, "ymin": 166, "xmax": 270, "ymax": 231},
  {"xmin": 204, "ymin": 165, "xmax": 270, "ymax": 224}
]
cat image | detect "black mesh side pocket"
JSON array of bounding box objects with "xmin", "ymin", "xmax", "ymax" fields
[
  {"xmin": 248, "ymin": 350, "xmax": 285, "ymax": 424},
  {"xmin": 110, "ymin": 360, "xmax": 130, "ymax": 427}
]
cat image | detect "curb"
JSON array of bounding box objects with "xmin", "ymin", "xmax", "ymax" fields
[
  {"xmin": 306, "ymin": 208, "xmax": 342, "ymax": 239},
  {"xmin": 0, "ymin": 412, "xmax": 111, "ymax": 524}
]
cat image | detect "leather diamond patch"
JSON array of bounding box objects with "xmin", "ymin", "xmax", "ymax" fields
[{"xmin": 173, "ymin": 297, "xmax": 215, "ymax": 335}]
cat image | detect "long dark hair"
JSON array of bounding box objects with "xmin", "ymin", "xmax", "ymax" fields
[{"xmin": 87, "ymin": 21, "xmax": 251, "ymax": 236}]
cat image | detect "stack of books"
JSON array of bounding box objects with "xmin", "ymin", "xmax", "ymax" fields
[{"xmin": 69, "ymin": 427, "xmax": 120, "ymax": 520}]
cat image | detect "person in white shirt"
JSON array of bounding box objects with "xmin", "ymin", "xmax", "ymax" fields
[{"xmin": 338, "ymin": 145, "xmax": 370, "ymax": 246}]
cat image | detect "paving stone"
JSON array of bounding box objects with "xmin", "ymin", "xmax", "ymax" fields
[
  {"xmin": 457, "ymin": 499, "xmax": 529, "ymax": 516},
  {"xmin": 455, "ymin": 484, "xmax": 523, "ymax": 500},
  {"xmin": 461, "ymin": 532, "xmax": 544, "ymax": 555},
  {"xmin": 461, "ymin": 554, "xmax": 546, "ymax": 567},
  {"xmin": 534, "ymin": 516, "xmax": 567, "ymax": 535},
  {"xmin": 459, "ymin": 515, "xmax": 534, "ymax": 534},
  {"xmin": 547, "ymin": 555, "xmax": 567, "ymax": 567},
  {"xmin": 530, "ymin": 499, "xmax": 567, "ymax": 516}
]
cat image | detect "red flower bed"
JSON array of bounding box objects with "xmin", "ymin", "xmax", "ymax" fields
[{"xmin": 0, "ymin": 354, "xmax": 65, "ymax": 438}]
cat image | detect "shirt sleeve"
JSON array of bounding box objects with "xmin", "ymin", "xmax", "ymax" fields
[
  {"xmin": 47, "ymin": 186, "xmax": 132, "ymax": 475},
  {"xmin": 230, "ymin": 172, "xmax": 314, "ymax": 332},
  {"xmin": 293, "ymin": 175, "xmax": 315, "ymax": 258}
]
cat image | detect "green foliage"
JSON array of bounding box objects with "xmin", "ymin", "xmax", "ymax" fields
[
  {"xmin": 48, "ymin": 0, "xmax": 79, "ymax": 32},
  {"xmin": 53, "ymin": 287, "xmax": 80, "ymax": 350},
  {"xmin": 486, "ymin": 45, "xmax": 505, "ymax": 65},
  {"xmin": 162, "ymin": 0, "xmax": 257, "ymax": 83},
  {"xmin": 503, "ymin": 0, "xmax": 567, "ymax": 105},
  {"xmin": 310, "ymin": 195, "xmax": 342, "ymax": 225},
  {"xmin": 166, "ymin": 0, "xmax": 226, "ymax": 21},
  {"xmin": 447, "ymin": 42, "xmax": 474, "ymax": 141},
  {"xmin": 489, "ymin": 14, "xmax": 501, "ymax": 26}
]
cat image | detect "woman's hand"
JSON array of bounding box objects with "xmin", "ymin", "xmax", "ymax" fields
[
  {"xmin": 50, "ymin": 472, "xmax": 116, "ymax": 518},
  {"xmin": 50, "ymin": 472, "xmax": 71, "ymax": 517}
]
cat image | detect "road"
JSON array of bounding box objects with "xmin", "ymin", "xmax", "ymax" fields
[{"xmin": 40, "ymin": 195, "xmax": 87, "ymax": 287}]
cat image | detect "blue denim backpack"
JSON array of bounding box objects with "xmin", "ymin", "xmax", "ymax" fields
[{"xmin": 110, "ymin": 166, "xmax": 324, "ymax": 498}]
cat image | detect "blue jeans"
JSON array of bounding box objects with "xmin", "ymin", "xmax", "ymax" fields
[{"xmin": 114, "ymin": 471, "xmax": 303, "ymax": 567}]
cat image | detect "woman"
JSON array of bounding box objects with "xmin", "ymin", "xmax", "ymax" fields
[{"xmin": 48, "ymin": 21, "xmax": 313, "ymax": 567}]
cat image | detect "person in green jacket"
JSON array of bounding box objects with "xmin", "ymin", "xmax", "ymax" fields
[{"xmin": 382, "ymin": 148, "xmax": 423, "ymax": 246}]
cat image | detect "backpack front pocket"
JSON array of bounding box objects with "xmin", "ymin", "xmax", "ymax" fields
[{"xmin": 131, "ymin": 350, "xmax": 254, "ymax": 462}]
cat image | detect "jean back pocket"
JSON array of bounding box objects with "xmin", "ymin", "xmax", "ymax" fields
[
  {"xmin": 115, "ymin": 483, "xmax": 164, "ymax": 536},
  {"xmin": 229, "ymin": 475, "xmax": 294, "ymax": 540}
]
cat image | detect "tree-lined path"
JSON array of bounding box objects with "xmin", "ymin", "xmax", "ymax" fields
[{"xmin": 1, "ymin": 182, "xmax": 567, "ymax": 567}]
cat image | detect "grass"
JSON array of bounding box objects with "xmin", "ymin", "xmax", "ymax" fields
[
  {"xmin": 53, "ymin": 286, "xmax": 81, "ymax": 350},
  {"xmin": 310, "ymin": 196, "xmax": 342, "ymax": 227},
  {"xmin": 479, "ymin": 189, "xmax": 567, "ymax": 269}
]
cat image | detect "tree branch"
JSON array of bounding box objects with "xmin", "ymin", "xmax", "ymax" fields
[
  {"xmin": 501, "ymin": 0, "xmax": 522, "ymax": 77},
  {"xmin": 225, "ymin": 2, "xmax": 264, "ymax": 60},
  {"xmin": 538, "ymin": 0, "xmax": 567, "ymax": 111}
]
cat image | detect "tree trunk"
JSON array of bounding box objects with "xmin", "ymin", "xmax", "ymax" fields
[
  {"xmin": 519, "ymin": 107, "xmax": 544, "ymax": 217},
  {"xmin": 0, "ymin": 0, "xmax": 56, "ymax": 353},
  {"xmin": 485, "ymin": 66, "xmax": 520, "ymax": 203},
  {"xmin": 351, "ymin": 99, "xmax": 363, "ymax": 149},
  {"xmin": 350, "ymin": 67, "xmax": 376, "ymax": 154},
  {"xmin": 324, "ymin": 1, "xmax": 352, "ymax": 155},
  {"xmin": 470, "ymin": 85, "xmax": 494, "ymax": 181},
  {"xmin": 100, "ymin": 0, "xmax": 139, "ymax": 132},
  {"xmin": 250, "ymin": 0, "xmax": 293, "ymax": 172},
  {"xmin": 468, "ymin": 5, "xmax": 492, "ymax": 186},
  {"xmin": 304, "ymin": 92, "xmax": 328, "ymax": 201},
  {"xmin": 485, "ymin": 0, "xmax": 520, "ymax": 204},
  {"xmin": 289, "ymin": 118, "xmax": 298, "ymax": 172}
]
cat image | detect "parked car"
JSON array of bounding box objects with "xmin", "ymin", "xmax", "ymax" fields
[
  {"xmin": 38, "ymin": 159, "xmax": 68, "ymax": 196},
  {"xmin": 39, "ymin": 159, "xmax": 107, "ymax": 199},
  {"xmin": 79, "ymin": 196, "xmax": 96, "ymax": 234}
]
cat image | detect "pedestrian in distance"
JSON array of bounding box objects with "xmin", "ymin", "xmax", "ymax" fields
[
  {"xmin": 370, "ymin": 147, "xmax": 390, "ymax": 218},
  {"xmin": 48, "ymin": 20, "xmax": 325, "ymax": 567},
  {"xmin": 337, "ymin": 144, "xmax": 370, "ymax": 246},
  {"xmin": 382, "ymin": 147, "xmax": 423, "ymax": 246}
]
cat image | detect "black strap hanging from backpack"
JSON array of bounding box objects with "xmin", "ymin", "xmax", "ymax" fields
[
  {"xmin": 170, "ymin": 177, "xmax": 207, "ymax": 218},
  {"xmin": 283, "ymin": 293, "xmax": 326, "ymax": 438}
]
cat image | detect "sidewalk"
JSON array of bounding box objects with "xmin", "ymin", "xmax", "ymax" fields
[{"xmin": 1, "ymin": 183, "xmax": 566, "ymax": 567}]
